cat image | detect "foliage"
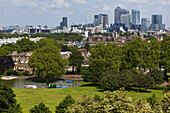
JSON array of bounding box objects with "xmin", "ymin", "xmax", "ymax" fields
[
  {"xmin": 4, "ymin": 69, "xmax": 17, "ymax": 76},
  {"xmin": 0, "ymin": 82, "xmax": 22, "ymax": 113},
  {"xmin": 147, "ymin": 69, "xmax": 164, "ymax": 84},
  {"xmin": 146, "ymin": 38, "xmax": 161, "ymax": 70},
  {"xmin": 122, "ymin": 38, "xmax": 148, "ymax": 70},
  {"xmin": 60, "ymin": 44, "xmax": 70, "ymax": 52},
  {"xmin": 56, "ymin": 95, "xmax": 75, "ymax": 113},
  {"xmin": 29, "ymin": 102, "xmax": 52, "ymax": 113},
  {"xmin": 86, "ymin": 43, "xmax": 122, "ymax": 82},
  {"xmin": 36, "ymin": 38, "xmax": 59, "ymax": 49},
  {"xmin": 16, "ymin": 38, "xmax": 36, "ymax": 52},
  {"xmin": 99, "ymin": 70, "xmax": 134, "ymax": 90},
  {"xmin": 162, "ymin": 91, "xmax": 170, "ymax": 113},
  {"xmin": 0, "ymin": 56, "xmax": 14, "ymax": 74},
  {"xmin": 67, "ymin": 88, "xmax": 134, "ymax": 113},
  {"xmin": 29, "ymin": 45, "xmax": 68, "ymax": 78},
  {"xmin": 84, "ymin": 43, "xmax": 90, "ymax": 51},
  {"xmin": 163, "ymin": 85, "xmax": 170, "ymax": 94},
  {"xmin": 161, "ymin": 36, "xmax": 170, "ymax": 72},
  {"xmin": 22, "ymin": 71, "xmax": 30, "ymax": 76},
  {"xmin": 99, "ymin": 70, "xmax": 120, "ymax": 90},
  {"xmin": 69, "ymin": 49, "xmax": 84, "ymax": 73},
  {"xmin": 138, "ymin": 74, "xmax": 155, "ymax": 91},
  {"xmin": 31, "ymin": 33, "xmax": 83, "ymax": 42}
]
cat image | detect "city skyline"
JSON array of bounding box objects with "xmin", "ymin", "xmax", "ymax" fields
[{"xmin": 0, "ymin": 0, "xmax": 169, "ymax": 27}]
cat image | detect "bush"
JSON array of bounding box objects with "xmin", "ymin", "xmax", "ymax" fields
[
  {"xmin": 4, "ymin": 69, "xmax": 16, "ymax": 76},
  {"xmin": 22, "ymin": 71, "xmax": 30, "ymax": 76},
  {"xmin": 17, "ymin": 72, "xmax": 23, "ymax": 76},
  {"xmin": 99, "ymin": 70, "xmax": 120, "ymax": 90},
  {"xmin": 56, "ymin": 95, "xmax": 75, "ymax": 113},
  {"xmin": 147, "ymin": 69, "xmax": 164, "ymax": 84},
  {"xmin": 30, "ymin": 102, "xmax": 52, "ymax": 113}
]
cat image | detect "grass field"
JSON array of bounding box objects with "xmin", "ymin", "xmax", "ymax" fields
[{"xmin": 13, "ymin": 83, "xmax": 164, "ymax": 113}]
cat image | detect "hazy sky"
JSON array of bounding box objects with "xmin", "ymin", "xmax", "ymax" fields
[{"xmin": 0, "ymin": 0, "xmax": 170, "ymax": 28}]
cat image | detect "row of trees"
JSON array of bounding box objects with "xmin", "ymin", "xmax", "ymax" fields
[
  {"xmin": 29, "ymin": 88, "xmax": 170, "ymax": 113},
  {"xmin": 83, "ymin": 37, "xmax": 170, "ymax": 83},
  {"xmin": 31, "ymin": 33, "xmax": 83, "ymax": 42},
  {"xmin": 0, "ymin": 38, "xmax": 60, "ymax": 57},
  {"xmin": 99, "ymin": 69, "xmax": 164, "ymax": 90}
]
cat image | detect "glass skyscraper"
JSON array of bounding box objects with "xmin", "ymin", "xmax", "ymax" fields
[
  {"xmin": 152, "ymin": 15, "xmax": 162, "ymax": 24},
  {"xmin": 132, "ymin": 9, "xmax": 140, "ymax": 25}
]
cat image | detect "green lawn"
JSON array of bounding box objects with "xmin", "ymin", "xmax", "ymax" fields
[{"xmin": 13, "ymin": 85, "xmax": 164, "ymax": 113}]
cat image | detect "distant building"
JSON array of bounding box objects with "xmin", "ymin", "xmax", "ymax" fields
[
  {"xmin": 114, "ymin": 6, "xmax": 129, "ymax": 24},
  {"xmin": 150, "ymin": 14, "xmax": 165, "ymax": 31},
  {"xmin": 121, "ymin": 14, "xmax": 131, "ymax": 29},
  {"xmin": 93, "ymin": 14, "xmax": 109, "ymax": 30},
  {"xmin": 132, "ymin": 9, "xmax": 140, "ymax": 25},
  {"xmin": 141, "ymin": 18, "xmax": 150, "ymax": 31}
]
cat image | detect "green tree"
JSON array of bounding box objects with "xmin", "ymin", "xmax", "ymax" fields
[
  {"xmin": 28, "ymin": 45, "xmax": 68, "ymax": 79},
  {"xmin": 67, "ymin": 88, "xmax": 134, "ymax": 113},
  {"xmin": 146, "ymin": 38, "xmax": 161, "ymax": 70},
  {"xmin": 122, "ymin": 38, "xmax": 148, "ymax": 71},
  {"xmin": 99, "ymin": 70, "xmax": 120, "ymax": 90},
  {"xmin": 0, "ymin": 82, "xmax": 22, "ymax": 113},
  {"xmin": 36, "ymin": 38, "xmax": 59, "ymax": 49},
  {"xmin": 147, "ymin": 69, "xmax": 164, "ymax": 84},
  {"xmin": 87, "ymin": 43, "xmax": 122, "ymax": 82},
  {"xmin": 161, "ymin": 36, "xmax": 170, "ymax": 80},
  {"xmin": 85, "ymin": 43, "xmax": 90, "ymax": 51},
  {"xmin": 69, "ymin": 49, "xmax": 84, "ymax": 73},
  {"xmin": 29, "ymin": 102, "xmax": 52, "ymax": 113},
  {"xmin": 139, "ymin": 74, "xmax": 155, "ymax": 91},
  {"xmin": 16, "ymin": 38, "xmax": 36, "ymax": 52},
  {"xmin": 162, "ymin": 91, "xmax": 170, "ymax": 113},
  {"xmin": 56, "ymin": 95, "xmax": 75, "ymax": 113}
]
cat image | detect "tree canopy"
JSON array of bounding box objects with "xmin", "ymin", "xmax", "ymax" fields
[{"xmin": 28, "ymin": 45, "xmax": 68, "ymax": 78}]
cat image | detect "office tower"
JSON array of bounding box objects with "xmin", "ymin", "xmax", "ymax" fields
[
  {"xmin": 152, "ymin": 15, "xmax": 162, "ymax": 24},
  {"xmin": 62, "ymin": 17, "xmax": 67, "ymax": 27},
  {"xmin": 93, "ymin": 14, "xmax": 109, "ymax": 29},
  {"xmin": 114, "ymin": 6, "xmax": 129, "ymax": 24},
  {"xmin": 103, "ymin": 14, "xmax": 109, "ymax": 29},
  {"xmin": 151, "ymin": 14, "xmax": 165, "ymax": 31},
  {"xmin": 132, "ymin": 9, "xmax": 140, "ymax": 25},
  {"xmin": 121, "ymin": 14, "xmax": 131, "ymax": 29},
  {"xmin": 94, "ymin": 15, "xmax": 99, "ymax": 26},
  {"xmin": 141, "ymin": 18, "xmax": 150, "ymax": 31}
]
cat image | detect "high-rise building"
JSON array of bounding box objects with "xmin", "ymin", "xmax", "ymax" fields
[
  {"xmin": 103, "ymin": 14, "xmax": 109, "ymax": 29},
  {"xmin": 151, "ymin": 14, "xmax": 165, "ymax": 31},
  {"xmin": 152, "ymin": 15, "xmax": 162, "ymax": 24},
  {"xmin": 114, "ymin": 6, "xmax": 129, "ymax": 24},
  {"xmin": 93, "ymin": 14, "xmax": 109, "ymax": 29},
  {"xmin": 60, "ymin": 17, "xmax": 68, "ymax": 29},
  {"xmin": 121, "ymin": 14, "xmax": 131, "ymax": 29},
  {"xmin": 132, "ymin": 9, "xmax": 140, "ymax": 25},
  {"xmin": 62, "ymin": 17, "xmax": 67, "ymax": 28},
  {"xmin": 141, "ymin": 18, "xmax": 150, "ymax": 31}
]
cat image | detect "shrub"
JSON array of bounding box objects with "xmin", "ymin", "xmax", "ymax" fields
[
  {"xmin": 22, "ymin": 71, "xmax": 30, "ymax": 76},
  {"xmin": 56, "ymin": 95, "xmax": 75, "ymax": 113},
  {"xmin": 4, "ymin": 69, "xmax": 16, "ymax": 76},
  {"xmin": 30, "ymin": 102, "xmax": 52, "ymax": 113}
]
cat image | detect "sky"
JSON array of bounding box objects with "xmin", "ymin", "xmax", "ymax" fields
[{"xmin": 0, "ymin": 0, "xmax": 170, "ymax": 28}]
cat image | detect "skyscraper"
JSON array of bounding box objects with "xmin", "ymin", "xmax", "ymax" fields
[
  {"xmin": 114, "ymin": 6, "xmax": 129, "ymax": 24},
  {"xmin": 151, "ymin": 14, "xmax": 165, "ymax": 31},
  {"xmin": 121, "ymin": 14, "xmax": 131, "ymax": 29},
  {"xmin": 141, "ymin": 18, "xmax": 150, "ymax": 31},
  {"xmin": 152, "ymin": 15, "xmax": 162, "ymax": 24},
  {"xmin": 103, "ymin": 14, "xmax": 109, "ymax": 29},
  {"xmin": 62, "ymin": 17, "xmax": 67, "ymax": 28},
  {"xmin": 93, "ymin": 14, "xmax": 109, "ymax": 29},
  {"xmin": 132, "ymin": 9, "xmax": 140, "ymax": 25}
]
